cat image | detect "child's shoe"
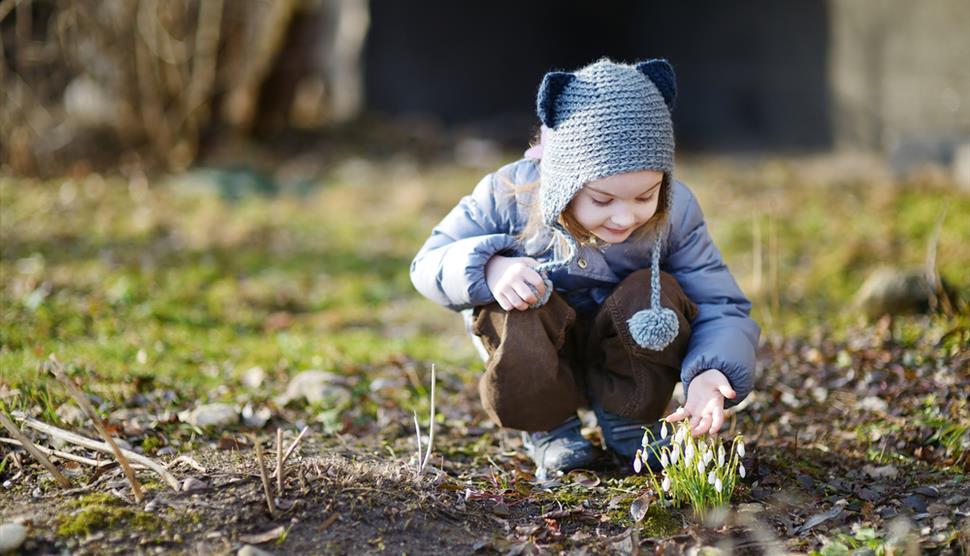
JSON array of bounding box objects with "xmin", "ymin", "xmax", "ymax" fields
[
  {"xmin": 521, "ymin": 415, "xmax": 599, "ymax": 479},
  {"xmin": 592, "ymin": 403, "xmax": 669, "ymax": 472}
]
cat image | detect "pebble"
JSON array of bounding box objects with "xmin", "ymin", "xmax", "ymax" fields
[
  {"xmin": 238, "ymin": 545, "xmax": 275, "ymax": 556},
  {"xmin": 932, "ymin": 516, "xmax": 951, "ymax": 530},
  {"xmin": 944, "ymin": 494, "xmax": 967, "ymax": 506},
  {"xmin": 282, "ymin": 370, "xmax": 350, "ymax": 405},
  {"xmin": 902, "ymin": 495, "xmax": 927, "ymax": 514},
  {"xmin": 182, "ymin": 477, "xmax": 208, "ymax": 492},
  {"xmin": 0, "ymin": 523, "xmax": 27, "ymax": 553},
  {"xmin": 180, "ymin": 403, "xmax": 239, "ymax": 427}
]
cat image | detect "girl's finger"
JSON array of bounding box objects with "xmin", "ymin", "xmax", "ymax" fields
[
  {"xmin": 511, "ymin": 281, "xmax": 538, "ymax": 305},
  {"xmin": 496, "ymin": 292, "xmax": 512, "ymax": 312},
  {"xmin": 507, "ymin": 290, "xmax": 529, "ymax": 311},
  {"xmin": 692, "ymin": 413, "xmax": 711, "ymax": 436},
  {"xmin": 718, "ymin": 384, "xmax": 737, "ymax": 399},
  {"xmin": 665, "ymin": 407, "xmax": 688, "ymax": 422},
  {"xmin": 688, "ymin": 412, "xmax": 702, "ymax": 432},
  {"xmin": 523, "ymin": 268, "xmax": 546, "ymax": 297},
  {"xmin": 709, "ymin": 405, "xmax": 724, "ymax": 435}
]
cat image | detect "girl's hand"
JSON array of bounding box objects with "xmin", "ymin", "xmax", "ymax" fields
[
  {"xmin": 665, "ymin": 369, "xmax": 736, "ymax": 437},
  {"xmin": 485, "ymin": 255, "xmax": 546, "ymax": 311}
]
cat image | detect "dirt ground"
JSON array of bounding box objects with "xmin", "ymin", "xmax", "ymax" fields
[{"xmin": 2, "ymin": 316, "xmax": 969, "ymax": 555}]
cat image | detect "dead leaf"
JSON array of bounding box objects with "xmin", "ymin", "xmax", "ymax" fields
[
  {"xmin": 238, "ymin": 525, "xmax": 285, "ymax": 544},
  {"xmin": 630, "ymin": 493, "xmax": 651, "ymax": 523}
]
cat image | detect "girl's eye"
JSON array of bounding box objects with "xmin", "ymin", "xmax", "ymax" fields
[
  {"xmin": 635, "ymin": 195, "xmax": 655, "ymax": 203},
  {"xmin": 591, "ymin": 198, "xmax": 612, "ymax": 206}
]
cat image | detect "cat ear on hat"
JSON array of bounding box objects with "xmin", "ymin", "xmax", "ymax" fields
[
  {"xmin": 636, "ymin": 59, "xmax": 677, "ymax": 111},
  {"xmin": 536, "ymin": 71, "xmax": 575, "ymax": 129}
]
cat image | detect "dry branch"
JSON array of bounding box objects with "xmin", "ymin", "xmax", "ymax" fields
[
  {"xmin": 254, "ymin": 438, "xmax": 278, "ymax": 517},
  {"xmin": 14, "ymin": 414, "xmax": 180, "ymax": 491},
  {"xmin": 275, "ymin": 427, "xmax": 283, "ymax": 494},
  {"xmin": 47, "ymin": 356, "xmax": 144, "ymax": 501},
  {"xmin": 0, "ymin": 436, "xmax": 115, "ymax": 469},
  {"xmin": 0, "ymin": 412, "xmax": 71, "ymax": 487}
]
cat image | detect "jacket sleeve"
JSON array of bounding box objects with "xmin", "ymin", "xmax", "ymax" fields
[
  {"xmin": 410, "ymin": 171, "xmax": 520, "ymax": 311},
  {"xmin": 664, "ymin": 189, "xmax": 761, "ymax": 406}
]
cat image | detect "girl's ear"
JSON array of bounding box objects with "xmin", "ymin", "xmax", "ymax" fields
[
  {"xmin": 536, "ymin": 71, "xmax": 575, "ymax": 129},
  {"xmin": 636, "ymin": 59, "xmax": 676, "ymax": 111}
]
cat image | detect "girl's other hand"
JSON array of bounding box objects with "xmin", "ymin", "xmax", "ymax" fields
[
  {"xmin": 484, "ymin": 255, "xmax": 546, "ymax": 311},
  {"xmin": 664, "ymin": 369, "xmax": 736, "ymax": 437}
]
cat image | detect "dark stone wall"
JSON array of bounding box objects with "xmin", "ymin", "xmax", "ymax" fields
[{"xmin": 364, "ymin": 0, "xmax": 831, "ymax": 151}]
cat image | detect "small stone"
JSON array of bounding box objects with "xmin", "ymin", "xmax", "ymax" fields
[
  {"xmin": 738, "ymin": 503, "xmax": 764, "ymax": 513},
  {"xmin": 902, "ymin": 495, "xmax": 927, "ymax": 514},
  {"xmin": 182, "ymin": 477, "xmax": 208, "ymax": 492},
  {"xmin": 0, "ymin": 523, "xmax": 27, "ymax": 553},
  {"xmin": 914, "ymin": 486, "xmax": 939, "ymax": 498},
  {"xmin": 241, "ymin": 367, "xmax": 265, "ymax": 389},
  {"xmin": 238, "ymin": 545, "xmax": 275, "ymax": 556},
  {"xmin": 932, "ymin": 516, "xmax": 951, "ymax": 530},
  {"xmin": 280, "ymin": 370, "xmax": 350, "ymax": 406},
  {"xmin": 862, "ymin": 464, "xmax": 898, "ymax": 479},
  {"xmin": 944, "ymin": 494, "xmax": 967, "ymax": 506},
  {"xmin": 927, "ymin": 503, "xmax": 948, "ymax": 515},
  {"xmin": 180, "ymin": 403, "xmax": 238, "ymax": 428}
]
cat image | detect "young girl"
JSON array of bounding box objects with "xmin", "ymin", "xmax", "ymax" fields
[{"xmin": 410, "ymin": 58, "xmax": 760, "ymax": 477}]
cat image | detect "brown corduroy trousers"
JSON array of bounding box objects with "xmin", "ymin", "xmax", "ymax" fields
[{"xmin": 472, "ymin": 269, "xmax": 699, "ymax": 432}]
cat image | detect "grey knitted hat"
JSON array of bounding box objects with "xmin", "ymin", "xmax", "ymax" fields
[{"xmin": 531, "ymin": 58, "xmax": 680, "ymax": 352}]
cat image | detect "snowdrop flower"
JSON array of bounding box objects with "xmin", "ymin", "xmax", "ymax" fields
[
  {"xmin": 698, "ymin": 439, "xmax": 708, "ymax": 454},
  {"xmin": 739, "ymin": 463, "xmax": 746, "ymax": 478},
  {"xmin": 661, "ymin": 421, "xmax": 668, "ymax": 440},
  {"xmin": 736, "ymin": 440, "xmax": 746, "ymax": 457},
  {"xmin": 703, "ymin": 449, "xmax": 713, "ymax": 466},
  {"xmin": 661, "ymin": 475, "xmax": 671, "ymax": 492},
  {"xmin": 707, "ymin": 470, "xmax": 716, "ymax": 485},
  {"xmin": 714, "ymin": 477, "xmax": 723, "ymax": 493},
  {"xmin": 660, "ymin": 452, "xmax": 669, "ymax": 468},
  {"xmin": 697, "ymin": 460, "xmax": 705, "ymax": 474},
  {"xmin": 634, "ymin": 450, "xmax": 643, "ymax": 473},
  {"xmin": 685, "ymin": 443, "xmax": 695, "ymax": 462},
  {"xmin": 674, "ymin": 427, "xmax": 686, "ymax": 446},
  {"xmin": 670, "ymin": 444, "xmax": 680, "ymax": 465},
  {"xmin": 641, "ymin": 433, "xmax": 650, "ymax": 449},
  {"xmin": 717, "ymin": 445, "xmax": 726, "ymax": 468}
]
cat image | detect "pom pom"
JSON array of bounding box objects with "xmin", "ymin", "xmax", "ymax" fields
[
  {"xmin": 528, "ymin": 276, "xmax": 555, "ymax": 309},
  {"xmin": 628, "ymin": 307, "xmax": 679, "ymax": 350}
]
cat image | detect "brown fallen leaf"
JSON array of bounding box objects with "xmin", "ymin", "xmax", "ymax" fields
[
  {"xmin": 238, "ymin": 525, "xmax": 286, "ymax": 545},
  {"xmin": 630, "ymin": 493, "xmax": 652, "ymax": 523}
]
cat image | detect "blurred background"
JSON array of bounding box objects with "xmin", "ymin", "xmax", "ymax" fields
[{"xmin": 1, "ymin": 0, "xmax": 968, "ymax": 389}]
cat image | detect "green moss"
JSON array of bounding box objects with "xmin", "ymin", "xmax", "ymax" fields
[
  {"xmin": 57, "ymin": 493, "xmax": 162, "ymax": 537},
  {"xmin": 637, "ymin": 505, "xmax": 682, "ymax": 538}
]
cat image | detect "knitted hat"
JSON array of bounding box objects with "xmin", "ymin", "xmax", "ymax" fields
[{"xmin": 531, "ymin": 58, "xmax": 680, "ymax": 352}]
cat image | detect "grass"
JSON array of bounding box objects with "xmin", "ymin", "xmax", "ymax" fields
[{"xmin": 1, "ymin": 153, "xmax": 968, "ymax": 414}]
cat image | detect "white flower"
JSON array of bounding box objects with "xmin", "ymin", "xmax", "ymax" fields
[
  {"xmin": 661, "ymin": 421, "xmax": 668, "ymax": 440},
  {"xmin": 707, "ymin": 470, "xmax": 716, "ymax": 485},
  {"xmin": 717, "ymin": 445, "xmax": 726, "ymax": 467},
  {"xmin": 703, "ymin": 450, "xmax": 713, "ymax": 466},
  {"xmin": 670, "ymin": 444, "xmax": 680, "ymax": 465},
  {"xmin": 697, "ymin": 460, "xmax": 705, "ymax": 474},
  {"xmin": 674, "ymin": 427, "xmax": 686, "ymax": 446},
  {"xmin": 714, "ymin": 477, "xmax": 723, "ymax": 493},
  {"xmin": 634, "ymin": 450, "xmax": 643, "ymax": 473},
  {"xmin": 698, "ymin": 439, "xmax": 708, "ymax": 454},
  {"xmin": 641, "ymin": 432, "xmax": 650, "ymax": 449},
  {"xmin": 736, "ymin": 441, "xmax": 746, "ymax": 457},
  {"xmin": 662, "ymin": 475, "xmax": 670, "ymax": 492},
  {"xmin": 660, "ymin": 452, "xmax": 669, "ymax": 468},
  {"xmin": 685, "ymin": 443, "xmax": 695, "ymax": 462},
  {"xmin": 739, "ymin": 463, "xmax": 746, "ymax": 478}
]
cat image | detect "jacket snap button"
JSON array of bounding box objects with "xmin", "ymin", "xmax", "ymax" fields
[{"xmin": 578, "ymin": 258, "xmax": 588, "ymax": 269}]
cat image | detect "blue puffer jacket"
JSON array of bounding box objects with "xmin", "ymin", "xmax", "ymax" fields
[{"xmin": 410, "ymin": 157, "xmax": 760, "ymax": 404}]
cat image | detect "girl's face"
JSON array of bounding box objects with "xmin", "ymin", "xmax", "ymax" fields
[{"xmin": 568, "ymin": 169, "xmax": 664, "ymax": 244}]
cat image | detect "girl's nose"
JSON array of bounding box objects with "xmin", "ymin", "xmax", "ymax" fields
[{"xmin": 611, "ymin": 206, "xmax": 635, "ymax": 227}]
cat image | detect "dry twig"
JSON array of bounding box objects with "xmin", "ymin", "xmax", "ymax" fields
[
  {"xmin": 15, "ymin": 414, "xmax": 180, "ymax": 491},
  {"xmin": 47, "ymin": 356, "xmax": 144, "ymax": 501},
  {"xmin": 411, "ymin": 364, "xmax": 437, "ymax": 476},
  {"xmin": 0, "ymin": 436, "xmax": 115, "ymax": 469},
  {"xmin": 0, "ymin": 412, "xmax": 71, "ymax": 487},
  {"xmin": 275, "ymin": 427, "xmax": 283, "ymax": 494},
  {"xmin": 254, "ymin": 438, "xmax": 278, "ymax": 518}
]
